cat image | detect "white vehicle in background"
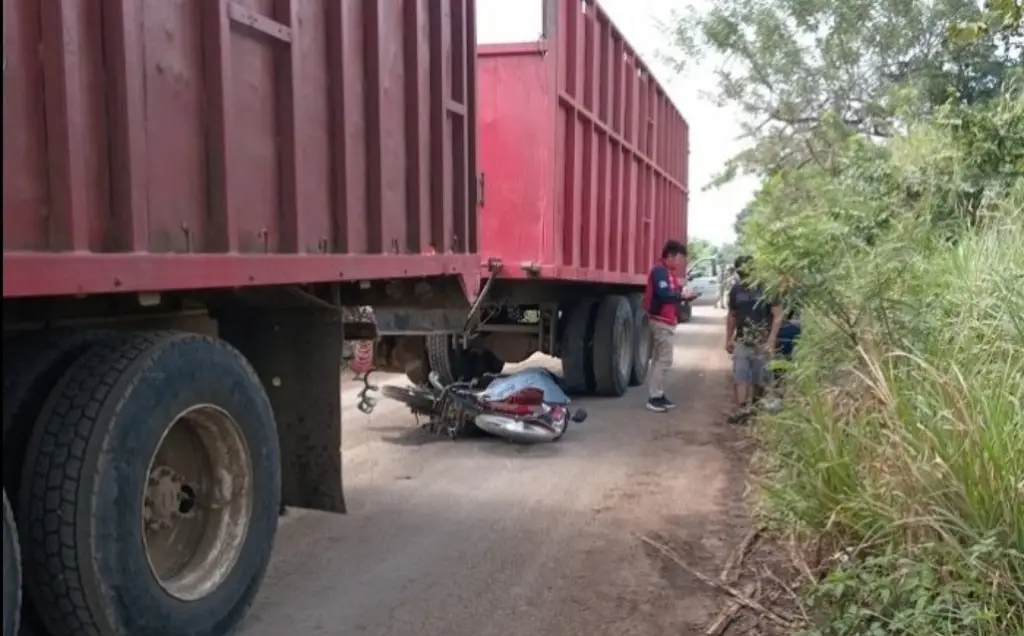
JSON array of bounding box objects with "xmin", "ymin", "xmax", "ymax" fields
[{"xmin": 686, "ymin": 257, "xmax": 721, "ymax": 306}]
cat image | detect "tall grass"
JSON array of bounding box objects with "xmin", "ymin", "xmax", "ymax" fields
[{"xmin": 745, "ymin": 96, "xmax": 1024, "ymax": 635}]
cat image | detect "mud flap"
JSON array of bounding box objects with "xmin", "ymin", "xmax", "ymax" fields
[{"xmin": 217, "ymin": 308, "xmax": 346, "ymax": 514}]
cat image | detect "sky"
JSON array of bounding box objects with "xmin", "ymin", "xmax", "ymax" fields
[{"xmin": 476, "ymin": 0, "xmax": 760, "ymax": 246}]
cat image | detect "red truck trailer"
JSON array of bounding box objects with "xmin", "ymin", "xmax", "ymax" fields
[
  {"xmin": 1, "ymin": 1, "xmax": 687, "ymax": 635},
  {"xmin": 386, "ymin": 0, "xmax": 690, "ymax": 398},
  {"xmin": 2, "ymin": 1, "xmax": 480, "ymax": 635}
]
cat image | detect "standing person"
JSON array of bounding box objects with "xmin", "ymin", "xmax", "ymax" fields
[
  {"xmin": 725, "ymin": 256, "xmax": 782, "ymax": 420},
  {"xmin": 642, "ymin": 239, "xmax": 691, "ymax": 413}
]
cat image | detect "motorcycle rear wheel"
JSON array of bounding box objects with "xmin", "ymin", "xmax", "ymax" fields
[{"xmin": 381, "ymin": 385, "xmax": 436, "ymax": 413}]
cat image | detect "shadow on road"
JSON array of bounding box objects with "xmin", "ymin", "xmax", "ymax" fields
[
  {"xmin": 379, "ymin": 426, "xmax": 451, "ymax": 447},
  {"xmin": 376, "ymin": 423, "xmax": 574, "ymax": 459}
]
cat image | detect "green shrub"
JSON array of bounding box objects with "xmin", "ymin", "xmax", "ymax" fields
[{"xmin": 742, "ymin": 91, "xmax": 1024, "ymax": 635}]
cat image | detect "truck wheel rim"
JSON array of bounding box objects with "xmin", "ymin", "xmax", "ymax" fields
[{"xmin": 142, "ymin": 405, "xmax": 253, "ymax": 602}]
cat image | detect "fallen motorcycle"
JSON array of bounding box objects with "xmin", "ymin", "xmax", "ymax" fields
[{"xmin": 381, "ymin": 367, "xmax": 588, "ymax": 443}]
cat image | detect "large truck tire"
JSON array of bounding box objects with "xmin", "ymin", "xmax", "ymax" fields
[
  {"xmin": 424, "ymin": 334, "xmax": 454, "ymax": 384},
  {"xmin": 591, "ymin": 295, "xmax": 635, "ymax": 397},
  {"xmin": 625, "ymin": 294, "xmax": 652, "ymax": 387},
  {"xmin": 2, "ymin": 331, "xmax": 110, "ymax": 500},
  {"xmin": 19, "ymin": 332, "xmax": 280, "ymax": 636},
  {"xmin": 3, "ymin": 331, "xmax": 111, "ymax": 636},
  {"xmin": 426, "ymin": 334, "xmax": 467, "ymax": 384},
  {"xmin": 3, "ymin": 490, "xmax": 21, "ymax": 636},
  {"xmin": 560, "ymin": 298, "xmax": 599, "ymax": 394},
  {"xmin": 425, "ymin": 334, "xmax": 491, "ymax": 384}
]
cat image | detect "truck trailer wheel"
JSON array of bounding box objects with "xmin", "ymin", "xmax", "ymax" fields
[
  {"xmin": 426, "ymin": 334, "xmax": 482, "ymax": 384},
  {"xmin": 3, "ymin": 489, "xmax": 21, "ymax": 636},
  {"xmin": 591, "ymin": 295, "xmax": 635, "ymax": 397},
  {"xmin": 2, "ymin": 331, "xmax": 110, "ymax": 501},
  {"xmin": 625, "ymin": 294, "xmax": 652, "ymax": 387},
  {"xmin": 560, "ymin": 298, "xmax": 599, "ymax": 394},
  {"xmin": 3, "ymin": 332, "xmax": 112, "ymax": 636},
  {"xmin": 19, "ymin": 332, "xmax": 280, "ymax": 636}
]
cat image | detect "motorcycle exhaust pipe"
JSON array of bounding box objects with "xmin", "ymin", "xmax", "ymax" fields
[
  {"xmin": 474, "ymin": 414, "xmax": 560, "ymax": 444},
  {"xmin": 473, "ymin": 411, "xmax": 579, "ymax": 444}
]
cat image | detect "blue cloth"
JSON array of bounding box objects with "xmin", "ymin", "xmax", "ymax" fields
[
  {"xmin": 643, "ymin": 262, "xmax": 682, "ymax": 325},
  {"xmin": 649, "ymin": 265, "xmax": 681, "ymax": 302},
  {"xmin": 777, "ymin": 321, "xmax": 801, "ymax": 358}
]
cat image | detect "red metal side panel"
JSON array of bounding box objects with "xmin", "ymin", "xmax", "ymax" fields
[
  {"xmin": 2, "ymin": 0, "xmax": 480, "ymax": 299},
  {"xmin": 477, "ymin": 42, "xmax": 556, "ymax": 273},
  {"xmin": 477, "ymin": 0, "xmax": 688, "ymax": 284}
]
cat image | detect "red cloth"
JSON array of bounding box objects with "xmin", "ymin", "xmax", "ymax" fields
[{"xmin": 642, "ymin": 260, "xmax": 682, "ymax": 326}]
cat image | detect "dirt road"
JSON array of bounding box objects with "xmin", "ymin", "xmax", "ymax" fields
[{"xmin": 240, "ymin": 306, "xmax": 750, "ymax": 636}]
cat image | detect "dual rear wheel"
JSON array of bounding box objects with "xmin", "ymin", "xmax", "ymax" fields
[
  {"xmin": 2, "ymin": 331, "xmax": 281, "ymax": 636},
  {"xmin": 560, "ymin": 293, "xmax": 652, "ymax": 397},
  {"xmin": 418, "ymin": 294, "xmax": 653, "ymax": 399}
]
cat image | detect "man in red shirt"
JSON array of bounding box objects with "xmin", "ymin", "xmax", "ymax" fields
[{"xmin": 642, "ymin": 239, "xmax": 694, "ymax": 412}]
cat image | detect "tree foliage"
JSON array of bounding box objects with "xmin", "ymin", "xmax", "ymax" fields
[
  {"xmin": 733, "ymin": 206, "xmax": 754, "ymax": 236},
  {"xmin": 663, "ymin": 0, "xmax": 1023, "ymax": 183},
  {"xmin": 742, "ymin": 89, "xmax": 1024, "ymax": 636},
  {"xmin": 686, "ymin": 237, "xmax": 716, "ymax": 265},
  {"xmin": 952, "ymin": 0, "xmax": 1024, "ymax": 42},
  {"xmin": 687, "ymin": 239, "xmax": 743, "ymax": 270},
  {"xmin": 663, "ymin": 0, "xmax": 1024, "ymax": 631},
  {"xmin": 715, "ymin": 242, "xmax": 742, "ymax": 267}
]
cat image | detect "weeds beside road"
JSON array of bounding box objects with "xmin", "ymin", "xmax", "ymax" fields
[{"xmin": 738, "ymin": 90, "xmax": 1024, "ymax": 636}]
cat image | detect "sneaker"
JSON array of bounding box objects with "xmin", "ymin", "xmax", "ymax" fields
[
  {"xmin": 660, "ymin": 396, "xmax": 677, "ymax": 410},
  {"xmin": 645, "ymin": 397, "xmax": 668, "ymax": 413}
]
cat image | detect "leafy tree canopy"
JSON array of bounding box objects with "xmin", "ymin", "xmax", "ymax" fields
[
  {"xmin": 686, "ymin": 237, "xmax": 717, "ymax": 265},
  {"xmin": 663, "ymin": 0, "xmax": 1022, "ymax": 184},
  {"xmin": 716, "ymin": 242, "xmax": 743, "ymax": 266}
]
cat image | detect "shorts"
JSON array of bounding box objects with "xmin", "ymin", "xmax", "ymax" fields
[{"xmin": 733, "ymin": 342, "xmax": 770, "ymax": 386}]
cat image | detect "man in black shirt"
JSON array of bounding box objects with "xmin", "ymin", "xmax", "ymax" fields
[{"xmin": 725, "ymin": 256, "xmax": 782, "ymax": 417}]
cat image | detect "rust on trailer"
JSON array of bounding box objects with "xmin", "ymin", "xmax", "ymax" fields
[
  {"xmin": 2, "ymin": 0, "xmax": 480, "ymax": 299},
  {"xmin": 477, "ymin": 0, "xmax": 689, "ymax": 284}
]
